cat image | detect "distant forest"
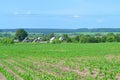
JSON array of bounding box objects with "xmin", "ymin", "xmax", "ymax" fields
[{"xmin": 1, "ymin": 28, "xmax": 120, "ymax": 33}]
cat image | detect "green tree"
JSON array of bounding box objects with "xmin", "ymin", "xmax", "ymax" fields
[
  {"xmin": 0, "ymin": 38, "xmax": 14, "ymax": 45},
  {"xmin": 88, "ymin": 36, "xmax": 97, "ymax": 43},
  {"xmin": 80, "ymin": 35, "xmax": 88, "ymax": 43},
  {"xmin": 115, "ymin": 34, "xmax": 120, "ymax": 42},
  {"xmin": 15, "ymin": 29, "xmax": 28, "ymax": 41},
  {"xmin": 106, "ymin": 33, "xmax": 115, "ymax": 42},
  {"xmin": 49, "ymin": 33, "xmax": 54, "ymax": 39},
  {"xmin": 75, "ymin": 36, "xmax": 80, "ymax": 42},
  {"xmin": 62, "ymin": 34, "xmax": 72, "ymax": 43},
  {"xmin": 101, "ymin": 36, "xmax": 106, "ymax": 42},
  {"xmin": 63, "ymin": 34, "xmax": 69, "ymax": 39},
  {"xmin": 71, "ymin": 36, "xmax": 79, "ymax": 43},
  {"xmin": 95, "ymin": 37, "xmax": 102, "ymax": 43},
  {"xmin": 66, "ymin": 37, "xmax": 72, "ymax": 43},
  {"xmin": 55, "ymin": 38, "xmax": 62, "ymax": 44}
]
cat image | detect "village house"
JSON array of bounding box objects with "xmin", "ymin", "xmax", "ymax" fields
[{"xmin": 50, "ymin": 37, "xmax": 55, "ymax": 43}]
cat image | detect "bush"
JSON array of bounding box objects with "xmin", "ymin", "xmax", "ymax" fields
[
  {"xmin": 50, "ymin": 39, "xmax": 62, "ymax": 44},
  {"xmin": 0, "ymin": 38, "xmax": 14, "ymax": 45},
  {"xmin": 71, "ymin": 36, "xmax": 80, "ymax": 43},
  {"xmin": 80, "ymin": 35, "xmax": 88, "ymax": 43},
  {"xmin": 55, "ymin": 39, "xmax": 62, "ymax": 44},
  {"xmin": 106, "ymin": 35, "xmax": 115, "ymax": 42}
]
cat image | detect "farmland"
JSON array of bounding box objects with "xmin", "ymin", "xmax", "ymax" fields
[{"xmin": 0, "ymin": 43, "xmax": 120, "ymax": 80}]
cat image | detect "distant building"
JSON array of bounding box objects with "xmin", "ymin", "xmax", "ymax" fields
[
  {"xmin": 33, "ymin": 37, "xmax": 43, "ymax": 42},
  {"xmin": 50, "ymin": 37, "xmax": 55, "ymax": 43},
  {"xmin": 59, "ymin": 36, "xmax": 64, "ymax": 41},
  {"xmin": 23, "ymin": 37, "xmax": 30, "ymax": 42},
  {"xmin": 14, "ymin": 39, "xmax": 19, "ymax": 43}
]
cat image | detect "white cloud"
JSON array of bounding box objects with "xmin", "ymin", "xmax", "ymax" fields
[
  {"xmin": 13, "ymin": 11, "xmax": 32, "ymax": 15},
  {"xmin": 73, "ymin": 15, "xmax": 80, "ymax": 18}
]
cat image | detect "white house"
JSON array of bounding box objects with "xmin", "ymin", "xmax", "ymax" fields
[
  {"xmin": 33, "ymin": 37, "xmax": 42, "ymax": 42},
  {"xmin": 59, "ymin": 36, "xmax": 64, "ymax": 41},
  {"xmin": 23, "ymin": 37, "xmax": 30, "ymax": 42},
  {"xmin": 50, "ymin": 37, "xmax": 55, "ymax": 43}
]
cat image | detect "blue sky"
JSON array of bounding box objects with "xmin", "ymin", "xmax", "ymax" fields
[{"xmin": 0, "ymin": 0, "xmax": 120, "ymax": 29}]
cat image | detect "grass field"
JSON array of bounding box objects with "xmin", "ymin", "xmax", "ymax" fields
[{"xmin": 0, "ymin": 43, "xmax": 120, "ymax": 80}]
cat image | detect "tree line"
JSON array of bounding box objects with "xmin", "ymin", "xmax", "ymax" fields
[
  {"xmin": 52, "ymin": 33, "xmax": 120, "ymax": 43},
  {"xmin": 1, "ymin": 29, "xmax": 120, "ymax": 44}
]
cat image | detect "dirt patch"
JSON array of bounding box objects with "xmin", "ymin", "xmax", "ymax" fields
[
  {"xmin": 14, "ymin": 66, "xmax": 25, "ymax": 73},
  {"xmin": 72, "ymin": 68, "xmax": 89, "ymax": 77},
  {"xmin": 0, "ymin": 63, "xmax": 4, "ymax": 67},
  {"xmin": 91, "ymin": 69, "xmax": 99, "ymax": 78},
  {"xmin": 0, "ymin": 73, "xmax": 6, "ymax": 80},
  {"xmin": 116, "ymin": 74, "xmax": 120, "ymax": 80},
  {"xmin": 105, "ymin": 55, "xmax": 115, "ymax": 61},
  {"xmin": 50, "ymin": 64, "xmax": 89, "ymax": 77}
]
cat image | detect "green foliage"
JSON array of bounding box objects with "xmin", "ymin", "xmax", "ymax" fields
[
  {"xmin": 88, "ymin": 36, "xmax": 97, "ymax": 43},
  {"xmin": 72, "ymin": 36, "xmax": 80, "ymax": 43},
  {"xmin": 66, "ymin": 37, "xmax": 72, "ymax": 43},
  {"xmin": 106, "ymin": 33, "xmax": 116, "ymax": 42},
  {"xmin": 63, "ymin": 34, "xmax": 69, "ymax": 39},
  {"xmin": 15, "ymin": 29, "xmax": 28, "ymax": 41},
  {"xmin": 65, "ymin": 33, "xmax": 120, "ymax": 43},
  {"xmin": 54, "ymin": 39, "xmax": 62, "ymax": 44},
  {"xmin": 49, "ymin": 33, "xmax": 54, "ymax": 39},
  {"xmin": 50, "ymin": 38, "xmax": 62, "ymax": 44},
  {"xmin": 116, "ymin": 34, "xmax": 120, "ymax": 42},
  {"xmin": 80, "ymin": 35, "xmax": 88, "ymax": 43},
  {"xmin": 62, "ymin": 34, "xmax": 72, "ymax": 43},
  {"xmin": 101, "ymin": 36, "xmax": 106, "ymax": 42},
  {"xmin": 0, "ymin": 38, "xmax": 14, "ymax": 44}
]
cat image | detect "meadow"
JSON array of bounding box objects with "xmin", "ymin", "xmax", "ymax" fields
[{"xmin": 0, "ymin": 43, "xmax": 120, "ymax": 80}]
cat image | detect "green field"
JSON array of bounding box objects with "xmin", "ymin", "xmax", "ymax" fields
[{"xmin": 0, "ymin": 43, "xmax": 120, "ymax": 80}]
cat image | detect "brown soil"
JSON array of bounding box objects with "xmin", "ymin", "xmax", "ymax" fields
[
  {"xmin": 50, "ymin": 64, "xmax": 89, "ymax": 77},
  {"xmin": 116, "ymin": 74, "xmax": 120, "ymax": 80},
  {"xmin": 0, "ymin": 73, "xmax": 6, "ymax": 80},
  {"xmin": 91, "ymin": 69, "xmax": 99, "ymax": 78}
]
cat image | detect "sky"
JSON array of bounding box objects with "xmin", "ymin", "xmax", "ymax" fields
[{"xmin": 0, "ymin": 0, "xmax": 120, "ymax": 29}]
